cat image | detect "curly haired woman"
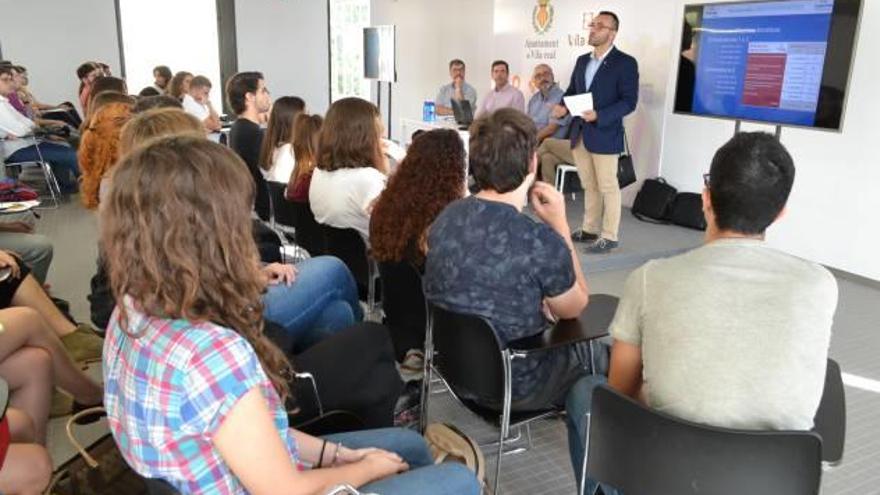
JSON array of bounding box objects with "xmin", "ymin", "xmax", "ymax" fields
[
  {"xmin": 77, "ymin": 99, "xmax": 134, "ymax": 209},
  {"xmin": 369, "ymin": 129, "xmax": 467, "ymax": 360},
  {"xmin": 101, "ymin": 136, "xmax": 479, "ymax": 495},
  {"xmin": 370, "ymin": 129, "xmax": 467, "ymax": 268}
]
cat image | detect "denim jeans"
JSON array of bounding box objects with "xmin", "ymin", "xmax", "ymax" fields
[
  {"xmin": 323, "ymin": 428, "xmax": 481, "ymax": 495},
  {"xmin": 7, "ymin": 142, "xmax": 80, "ymax": 192},
  {"xmin": 565, "ymin": 374, "xmax": 621, "ymax": 495},
  {"xmin": 262, "ymin": 256, "xmax": 363, "ymax": 352}
]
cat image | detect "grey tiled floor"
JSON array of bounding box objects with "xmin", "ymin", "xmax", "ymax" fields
[{"xmin": 35, "ymin": 195, "xmax": 880, "ymax": 494}]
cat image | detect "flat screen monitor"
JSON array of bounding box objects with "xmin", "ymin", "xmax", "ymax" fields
[
  {"xmin": 673, "ymin": 0, "xmax": 862, "ymax": 131},
  {"xmin": 364, "ymin": 25, "xmax": 396, "ymax": 82}
]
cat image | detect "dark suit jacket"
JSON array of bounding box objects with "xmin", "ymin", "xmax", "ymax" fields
[{"xmin": 563, "ymin": 47, "xmax": 639, "ymax": 154}]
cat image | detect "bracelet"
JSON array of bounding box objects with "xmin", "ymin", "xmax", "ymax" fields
[
  {"xmin": 333, "ymin": 442, "xmax": 343, "ymax": 466},
  {"xmin": 316, "ymin": 439, "xmax": 327, "ymax": 468}
]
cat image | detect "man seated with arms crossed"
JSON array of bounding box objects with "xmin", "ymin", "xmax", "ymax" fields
[
  {"xmin": 425, "ymin": 108, "xmax": 593, "ymax": 412},
  {"xmin": 528, "ymin": 64, "xmax": 570, "ymax": 145},
  {"xmin": 565, "ymin": 132, "xmax": 838, "ymax": 494},
  {"xmin": 475, "ymin": 60, "xmax": 525, "ymax": 118},
  {"xmin": 435, "ymin": 59, "xmax": 477, "ymax": 117},
  {"xmin": 183, "ymin": 75, "xmax": 222, "ymax": 132}
]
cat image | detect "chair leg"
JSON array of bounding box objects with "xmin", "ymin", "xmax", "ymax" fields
[
  {"xmin": 419, "ymin": 310, "xmax": 434, "ymax": 434},
  {"xmin": 580, "ymin": 413, "xmax": 592, "ymax": 495},
  {"xmin": 494, "ymin": 426, "xmax": 505, "ymax": 495}
]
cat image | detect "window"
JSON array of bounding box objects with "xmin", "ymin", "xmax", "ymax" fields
[
  {"xmin": 117, "ymin": 0, "xmax": 223, "ymax": 109},
  {"xmin": 329, "ymin": 0, "xmax": 371, "ymax": 101}
]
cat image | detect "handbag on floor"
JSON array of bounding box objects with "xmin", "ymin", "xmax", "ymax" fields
[
  {"xmin": 617, "ymin": 131, "xmax": 637, "ymax": 189},
  {"xmin": 424, "ymin": 422, "xmax": 487, "ymax": 490},
  {"xmin": 631, "ymin": 177, "xmax": 677, "ymax": 223},
  {"xmin": 46, "ymin": 407, "xmax": 149, "ymax": 495}
]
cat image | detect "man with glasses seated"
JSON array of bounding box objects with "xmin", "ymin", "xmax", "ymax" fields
[
  {"xmin": 565, "ymin": 132, "xmax": 837, "ymax": 494},
  {"xmin": 0, "ymin": 66, "xmax": 80, "ymax": 193}
]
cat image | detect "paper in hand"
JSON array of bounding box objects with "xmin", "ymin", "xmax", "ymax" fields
[{"xmin": 563, "ymin": 93, "xmax": 594, "ymax": 116}]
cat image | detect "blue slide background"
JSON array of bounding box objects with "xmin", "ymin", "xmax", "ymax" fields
[{"xmin": 693, "ymin": 9, "xmax": 832, "ymax": 126}]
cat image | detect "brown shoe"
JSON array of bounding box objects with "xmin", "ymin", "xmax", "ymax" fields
[{"xmin": 60, "ymin": 324, "xmax": 104, "ymax": 363}]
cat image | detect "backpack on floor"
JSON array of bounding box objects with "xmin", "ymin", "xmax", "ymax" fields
[
  {"xmin": 631, "ymin": 177, "xmax": 677, "ymax": 223},
  {"xmin": 0, "ymin": 178, "xmax": 38, "ymax": 202},
  {"xmin": 667, "ymin": 192, "xmax": 707, "ymax": 231}
]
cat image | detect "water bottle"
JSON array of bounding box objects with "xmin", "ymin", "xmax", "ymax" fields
[{"xmin": 423, "ymin": 99, "xmax": 436, "ymax": 122}]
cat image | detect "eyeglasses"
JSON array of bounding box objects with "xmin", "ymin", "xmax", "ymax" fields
[{"xmin": 703, "ymin": 173, "xmax": 711, "ymax": 187}]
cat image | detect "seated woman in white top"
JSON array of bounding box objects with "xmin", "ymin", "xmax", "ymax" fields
[
  {"xmin": 309, "ymin": 97, "xmax": 388, "ymax": 240},
  {"xmin": 258, "ymin": 96, "xmax": 305, "ymax": 183}
]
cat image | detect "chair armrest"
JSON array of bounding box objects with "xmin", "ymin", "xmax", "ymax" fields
[{"xmin": 509, "ymin": 294, "xmax": 619, "ymax": 352}]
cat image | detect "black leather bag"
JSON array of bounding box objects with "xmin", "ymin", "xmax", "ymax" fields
[
  {"xmin": 631, "ymin": 177, "xmax": 677, "ymax": 223},
  {"xmin": 618, "ymin": 131, "xmax": 636, "ymax": 189},
  {"xmin": 667, "ymin": 192, "xmax": 707, "ymax": 230}
]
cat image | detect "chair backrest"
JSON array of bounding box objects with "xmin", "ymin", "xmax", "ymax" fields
[
  {"xmin": 266, "ymin": 181, "xmax": 298, "ymax": 228},
  {"xmin": 293, "ymin": 202, "xmax": 326, "ymax": 256},
  {"xmin": 430, "ymin": 304, "xmax": 506, "ymax": 407},
  {"xmin": 320, "ymin": 225, "xmax": 369, "ymax": 296},
  {"xmin": 813, "ymin": 358, "xmax": 846, "ymax": 464},
  {"xmin": 378, "ymin": 260, "xmax": 427, "ymax": 359},
  {"xmin": 587, "ymin": 385, "xmax": 823, "ymax": 495}
]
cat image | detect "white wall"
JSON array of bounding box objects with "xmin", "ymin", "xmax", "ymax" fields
[
  {"xmin": 371, "ymin": 0, "xmax": 494, "ymax": 142},
  {"xmin": 657, "ymin": 0, "xmax": 879, "ymax": 281},
  {"xmin": 0, "ymin": 0, "xmax": 121, "ymax": 111},
  {"xmin": 235, "ymin": 0, "xmax": 331, "ymax": 114}
]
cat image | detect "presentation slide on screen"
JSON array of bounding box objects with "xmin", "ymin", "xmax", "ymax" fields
[{"xmin": 692, "ymin": 0, "xmax": 834, "ymax": 126}]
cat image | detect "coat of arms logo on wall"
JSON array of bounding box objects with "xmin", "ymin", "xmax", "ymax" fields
[{"xmin": 533, "ymin": 0, "xmax": 554, "ymax": 35}]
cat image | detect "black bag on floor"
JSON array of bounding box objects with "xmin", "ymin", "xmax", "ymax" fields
[
  {"xmin": 668, "ymin": 192, "xmax": 707, "ymax": 230},
  {"xmin": 631, "ymin": 177, "xmax": 677, "ymax": 223}
]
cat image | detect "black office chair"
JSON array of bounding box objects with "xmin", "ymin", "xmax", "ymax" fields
[
  {"xmin": 813, "ymin": 358, "xmax": 846, "ymax": 465},
  {"xmin": 266, "ymin": 181, "xmax": 299, "ymax": 229},
  {"xmin": 291, "ymin": 202, "xmax": 326, "ymax": 257},
  {"xmin": 581, "ymin": 385, "xmax": 823, "ymax": 495},
  {"xmin": 320, "ymin": 225, "xmax": 380, "ymax": 311},
  {"xmin": 377, "ymin": 260, "xmax": 427, "ymax": 361},
  {"xmin": 424, "ymin": 294, "xmax": 619, "ymax": 494}
]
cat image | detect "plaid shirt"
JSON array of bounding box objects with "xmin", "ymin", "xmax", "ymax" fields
[{"xmin": 104, "ymin": 298, "xmax": 300, "ymax": 494}]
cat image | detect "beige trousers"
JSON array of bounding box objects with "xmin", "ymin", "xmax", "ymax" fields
[
  {"xmin": 537, "ymin": 138, "xmax": 576, "ymax": 183},
  {"xmin": 571, "ymin": 140, "xmax": 620, "ymax": 241}
]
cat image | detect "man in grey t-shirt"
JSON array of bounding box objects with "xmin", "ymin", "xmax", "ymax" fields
[
  {"xmin": 565, "ymin": 132, "xmax": 838, "ymax": 492},
  {"xmin": 435, "ymin": 59, "xmax": 477, "ymax": 116}
]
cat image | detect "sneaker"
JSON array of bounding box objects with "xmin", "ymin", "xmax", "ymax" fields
[
  {"xmin": 585, "ymin": 238, "xmax": 619, "ymax": 254},
  {"xmin": 60, "ymin": 324, "xmax": 104, "ymax": 363},
  {"xmin": 571, "ymin": 230, "xmax": 599, "ymax": 243}
]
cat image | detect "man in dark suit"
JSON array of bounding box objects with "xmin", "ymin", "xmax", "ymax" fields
[{"xmin": 553, "ymin": 11, "xmax": 638, "ymax": 253}]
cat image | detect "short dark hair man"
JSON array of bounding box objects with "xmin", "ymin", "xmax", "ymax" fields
[
  {"xmin": 424, "ymin": 108, "xmax": 591, "ymax": 412},
  {"xmin": 435, "ymin": 59, "xmax": 477, "ymax": 117},
  {"xmin": 475, "ymin": 60, "xmax": 525, "ymax": 118},
  {"xmin": 565, "ymin": 132, "xmax": 837, "ymax": 493},
  {"xmin": 553, "ymin": 10, "xmax": 639, "ymax": 253},
  {"xmin": 152, "ymin": 65, "xmax": 172, "ymax": 91},
  {"xmin": 225, "ymin": 71, "xmax": 272, "ymax": 220},
  {"xmin": 183, "ymin": 75, "xmax": 221, "ymax": 132}
]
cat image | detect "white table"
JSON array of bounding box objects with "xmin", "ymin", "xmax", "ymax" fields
[{"xmin": 399, "ymin": 117, "xmax": 469, "ymax": 154}]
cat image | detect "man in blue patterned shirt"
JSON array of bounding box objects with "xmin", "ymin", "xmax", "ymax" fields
[{"xmin": 424, "ymin": 108, "xmax": 591, "ymax": 411}]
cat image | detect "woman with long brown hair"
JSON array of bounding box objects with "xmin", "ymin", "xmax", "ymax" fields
[
  {"xmin": 309, "ymin": 97, "xmax": 388, "ymax": 240},
  {"xmin": 286, "ymin": 113, "xmax": 323, "ymax": 203},
  {"xmin": 101, "ymin": 136, "xmax": 479, "ymax": 495},
  {"xmin": 370, "ymin": 129, "xmax": 467, "ymax": 267},
  {"xmin": 75, "ymin": 62, "xmax": 101, "ymax": 114},
  {"xmin": 78, "ymin": 98, "xmax": 134, "ymax": 209},
  {"xmin": 258, "ymin": 96, "xmax": 305, "ymax": 183}
]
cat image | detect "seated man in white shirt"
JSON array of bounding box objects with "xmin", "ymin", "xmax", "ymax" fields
[
  {"xmin": 0, "ymin": 66, "xmax": 79, "ymax": 193},
  {"xmin": 565, "ymin": 132, "xmax": 838, "ymax": 494},
  {"xmin": 182, "ymin": 75, "xmax": 222, "ymax": 132}
]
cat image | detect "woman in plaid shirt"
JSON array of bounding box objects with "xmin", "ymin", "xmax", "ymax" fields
[{"xmin": 101, "ymin": 136, "xmax": 480, "ymax": 495}]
